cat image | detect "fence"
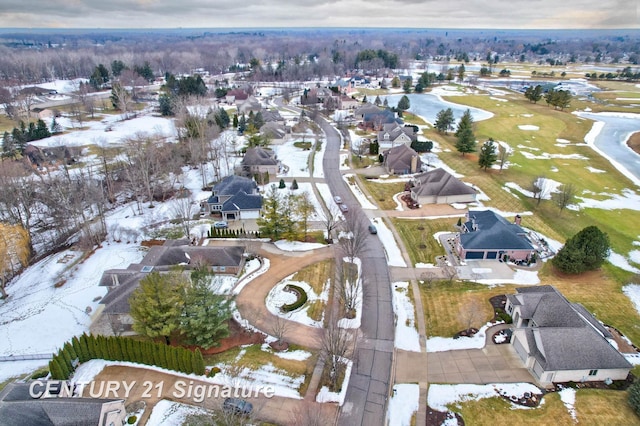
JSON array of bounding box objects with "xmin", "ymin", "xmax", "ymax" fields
[{"xmin": 0, "ymin": 354, "xmax": 53, "ymax": 362}]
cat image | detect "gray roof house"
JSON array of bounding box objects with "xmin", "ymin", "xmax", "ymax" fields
[
  {"xmin": 204, "ymin": 175, "xmax": 262, "ymax": 220},
  {"xmin": 382, "ymin": 144, "xmax": 422, "ymax": 175},
  {"xmin": 377, "ymin": 123, "xmax": 417, "ymax": 147},
  {"xmin": 259, "ymin": 122, "xmax": 288, "ymax": 144},
  {"xmin": 94, "ymin": 240, "xmax": 245, "ymax": 336},
  {"xmin": 240, "ymin": 147, "xmax": 279, "ymax": 179},
  {"xmin": 410, "ymin": 168, "xmax": 477, "ymax": 205},
  {"xmin": 455, "ymin": 210, "xmax": 534, "ymax": 261},
  {"xmin": 506, "ymin": 286, "xmax": 633, "ymax": 386},
  {"xmin": 0, "ymin": 383, "xmax": 126, "ymax": 426}
]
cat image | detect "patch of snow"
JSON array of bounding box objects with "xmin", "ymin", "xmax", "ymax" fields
[
  {"xmin": 623, "ymin": 284, "xmax": 640, "ymax": 316},
  {"xmin": 575, "ymin": 188, "xmax": 640, "ymax": 211},
  {"xmin": 233, "ymin": 258, "xmax": 269, "ymax": 295},
  {"xmin": 0, "ymin": 360, "xmax": 49, "ymax": 383},
  {"xmin": 146, "ymin": 400, "xmax": 208, "ymax": 426},
  {"xmin": 558, "ymin": 387, "xmax": 577, "ymax": 422},
  {"xmin": 274, "ymin": 240, "xmax": 326, "ymax": 251},
  {"xmin": 266, "ymin": 278, "xmax": 327, "ymax": 328},
  {"xmin": 608, "ymin": 252, "xmax": 640, "ymax": 274},
  {"xmin": 272, "ymin": 349, "xmax": 312, "ymax": 361},
  {"xmin": 586, "ymin": 166, "xmax": 606, "ymax": 173},
  {"xmin": 427, "ymin": 322, "xmax": 492, "ymax": 352},
  {"xmin": 343, "ymin": 173, "xmax": 378, "ymax": 210},
  {"xmin": 392, "ymin": 282, "xmax": 421, "ymax": 352},
  {"xmin": 518, "ymin": 125, "xmax": 539, "ymax": 131},
  {"xmin": 428, "ymin": 383, "xmax": 542, "ymax": 412},
  {"xmin": 387, "ymin": 384, "xmax": 420, "ymax": 426}
]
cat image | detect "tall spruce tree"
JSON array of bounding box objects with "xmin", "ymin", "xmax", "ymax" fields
[
  {"xmin": 180, "ymin": 268, "xmax": 233, "ymax": 349},
  {"xmin": 478, "ymin": 138, "xmax": 498, "ymax": 170},
  {"xmin": 455, "ymin": 109, "xmax": 476, "ymax": 156}
]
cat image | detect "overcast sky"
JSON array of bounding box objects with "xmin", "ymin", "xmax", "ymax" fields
[{"xmin": 0, "ymin": 0, "xmax": 637, "ymax": 29}]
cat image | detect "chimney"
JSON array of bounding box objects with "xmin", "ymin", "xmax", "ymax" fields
[
  {"xmin": 411, "ymin": 155, "xmax": 418, "ymax": 174},
  {"xmin": 515, "ymin": 215, "xmax": 522, "ymax": 226}
]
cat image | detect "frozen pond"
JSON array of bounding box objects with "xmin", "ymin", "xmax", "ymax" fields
[
  {"xmin": 577, "ymin": 112, "xmax": 640, "ymax": 184},
  {"xmin": 382, "ymin": 93, "xmax": 493, "ymax": 125}
]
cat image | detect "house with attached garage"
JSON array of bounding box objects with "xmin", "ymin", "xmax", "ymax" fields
[
  {"xmin": 239, "ymin": 147, "xmax": 280, "ymax": 179},
  {"xmin": 377, "ymin": 122, "xmax": 417, "ymax": 148},
  {"xmin": 382, "ymin": 144, "xmax": 422, "ymax": 175},
  {"xmin": 93, "ymin": 239, "xmax": 246, "ymax": 336},
  {"xmin": 202, "ymin": 175, "xmax": 263, "ymax": 221},
  {"xmin": 409, "ymin": 168, "xmax": 477, "ymax": 205},
  {"xmin": 505, "ymin": 285, "xmax": 633, "ymax": 386},
  {"xmin": 455, "ymin": 209, "xmax": 535, "ymax": 261}
]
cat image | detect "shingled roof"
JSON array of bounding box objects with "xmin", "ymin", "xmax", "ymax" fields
[
  {"xmin": 242, "ymin": 147, "xmax": 278, "ymax": 167},
  {"xmin": 509, "ymin": 286, "xmax": 631, "ymax": 372},
  {"xmin": 411, "ymin": 168, "xmax": 477, "ymax": 198},
  {"xmin": 460, "ymin": 210, "xmax": 533, "ymax": 251}
]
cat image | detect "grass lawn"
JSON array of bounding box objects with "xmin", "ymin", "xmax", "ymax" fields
[
  {"xmin": 449, "ymin": 388, "xmax": 640, "ymax": 425},
  {"xmin": 391, "ymin": 218, "xmax": 451, "ymax": 265},
  {"xmin": 419, "ymin": 280, "xmax": 509, "ymax": 337},
  {"xmin": 358, "ymin": 177, "xmax": 405, "ymax": 210},
  {"xmin": 291, "ymin": 259, "xmax": 333, "ymax": 324}
]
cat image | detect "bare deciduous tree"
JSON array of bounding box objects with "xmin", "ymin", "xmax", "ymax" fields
[
  {"xmin": 531, "ymin": 175, "xmax": 554, "ymax": 206},
  {"xmin": 171, "ymin": 189, "xmax": 197, "ymax": 238},
  {"xmin": 497, "ymin": 143, "xmax": 511, "ymax": 171},
  {"xmin": 321, "ymin": 319, "xmax": 354, "ymax": 391},
  {"xmin": 321, "ymin": 205, "xmax": 343, "ymax": 243},
  {"xmin": 552, "ymin": 183, "xmax": 576, "ymax": 213},
  {"xmin": 270, "ymin": 314, "xmax": 291, "ymax": 347}
]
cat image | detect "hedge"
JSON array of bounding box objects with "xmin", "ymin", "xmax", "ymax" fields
[
  {"xmin": 281, "ymin": 284, "xmax": 308, "ymax": 312},
  {"xmin": 49, "ymin": 333, "xmax": 205, "ymax": 380}
]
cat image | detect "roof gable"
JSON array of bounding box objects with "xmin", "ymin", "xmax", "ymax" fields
[
  {"xmin": 412, "ymin": 168, "xmax": 477, "ymax": 197},
  {"xmin": 460, "ymin": 210, "xmax": 533, "ymax": 251}
]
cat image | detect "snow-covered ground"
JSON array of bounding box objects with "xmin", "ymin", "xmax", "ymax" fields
[
  {"xmin": 265, "ymin": 276, "xmax": 328, "ymax": 328},
  {"xmin": 391, "ymin": 282, "xmax": 421, "ymax": 352},
  {"xmin": 146, "ymin": 400, "xmax": 208, "ymax": 426},
  {"xmin": 388, "ymin": 384, "xmax": 420, "ymax": 426}
]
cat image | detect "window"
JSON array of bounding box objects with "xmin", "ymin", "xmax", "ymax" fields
[
  {"xmin": 589, "ymin": 369, "xmax": 598, "ymax": 376},
  {"xmin": 507, "ymin": 305, "xmax": 513, "ymax": 314}
]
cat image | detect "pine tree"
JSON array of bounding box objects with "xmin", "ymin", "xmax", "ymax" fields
[
  {"xmin": 291, "ymin": 179, "xmax": 298, "ymax": 190},
  {"xmin": 130, "ymin": 271, "xmax": 186, "ymax": 345},
  {"xmin": 78, "ymin": 333, "xmax": 91, "ymax": 362},
  {"xmin": 478, "ymin": 138, "xmax": 498, "ymax": 170},
  {"xmin": 434, "ymin": 108, "xmax": 455, "ymax": 134},
  {"xmin": 278, "ymin": 178, "xmax": 286, "ymax": 189},
  {"xmin": 49, "ymin": 358, "xmax": 63, "ymax": 380},
  {"xmin": 455, "ymin": 109, "xmax": 476, "ymax": 156},
  {"xmin": 181, "ymin": 272, "xmax": 233, "ymax": 350},
  {"xmin": 60, "ymin": 346, "xmax": 73, "ymax": 372},
  {"xmin": 629, "ymin": 380, "xmax": 640, "ymax": 415},
  {"xmin": 64, "ymin": 342, "xmax": 78, "ymax": 363}
]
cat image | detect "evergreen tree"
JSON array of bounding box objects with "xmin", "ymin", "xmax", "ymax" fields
[
  {"xmin": 158, "ymin": 93, "xmax": 174, "ymax": 116},
  {"xmin": 238, "ymin": 114, "xmax": 247, "ymax": 134},
  {"xmin": 180, "ymin": 269, "xmax": 233, "ymax": 350},
  {"xmin": 60, "ymin": 348, "xmax": 73, "ymax": 373},
  {"xmin": 130, "ymin": 271, "xmax": 186, "ymax": 344},
  {"xmin": 49, "ymin": 358, "xmax": 64, "ymax": 380},
  {"xmin": 193, "ymin": 349, "xmax": 205, "ymax": 375},
  {"xmin": 478, "ymin": 138, "xmax": 498, "ymax": 170},
  {"xmin": 552, "ymin": 226, "xmax": 610, "ymax": 274},
  {"xmin": 397, "ymin": 95, "xmax": 410, "ymax": 112},
  {"xmin": 434, "ymin": 108, "xmax": 455, "ymax": 133},
  {"xmin": 402, "ymin": 77, "xmax": 413, "ymax": 93},
  {"xmin": 2, "ymin": 131, "xmax": 14, "ymax": 155},
  {"xmin": 278, "ymin": 178, "xmax": 286, "ymax": 189},
  {"xmin": 78, "ymin": 333, "xmax": 91, "ymax": 362},
  {"xmin": 374, "ymin": 95, "xmax": 381, "ymax": 106},
  {"xmin": 64, "ymin": 342, "xmax": 78, "ymax": 363},
  {"xmin": 232, "ymin": 114, "xmax": 239, "ymax": 128},
  {"xmin": 455, "ymin": 109, "xmax": 476, "ymax": 156},
  {"xmin": 257, "ymin": 185, "xmax": 290, "ymax": 240},
  {"xmin": 291, "ymin": 179, "xmax": 299, "ymax": 190}
]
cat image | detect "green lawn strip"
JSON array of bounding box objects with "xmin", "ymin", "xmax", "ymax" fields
[
  {"xmin": 351, "ymin": 154, "xmax": 378, "ymax": 169},
  {"xmin": 391, "ymin": 218, "xmax": 449, "ymax": 266},
  {"xmin": 402, "ymin": 111, "xmax": 428, "ymax": 125},
  {"xmin": 291, "ymin": 259, "xmax": 334, "ymax": 295},
  {"xmin": 357, "ymin": 177, "xmax": 405, "ymax": 210}
]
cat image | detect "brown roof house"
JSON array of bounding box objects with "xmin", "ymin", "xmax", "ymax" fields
[
  {"xmin": 382, "ymin": 144, "xmax": 422, "ymax": 175},
  {"xmin": 409, "ymin": 168, "xmax": 477, "ymax": 205},
  {"xmin": 506, "ymin": 286, "xmax": 633, "ymax": 386},
  {"xmin": 92, "ymin": 239, "xmax": 245, "ymax": 336}
]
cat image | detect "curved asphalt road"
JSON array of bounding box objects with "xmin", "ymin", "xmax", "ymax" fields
[{"xmin": 315, "ymin": 116, "xmax": 394, "ymax": 426}]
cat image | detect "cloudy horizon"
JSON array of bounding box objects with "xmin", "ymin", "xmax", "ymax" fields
[{"xmin": 0, "ymin": 0, "xmax": 637, "ymax": 30}]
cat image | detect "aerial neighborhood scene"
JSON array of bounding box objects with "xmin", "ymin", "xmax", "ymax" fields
[{"xmin": 0, "ymin": 2, "xmax": 640, "ymax": 425}]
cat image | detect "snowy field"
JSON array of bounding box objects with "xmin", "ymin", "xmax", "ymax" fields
[{"xmin": 391, "ymin": 282, "xmax": 421, "ymax": 352}]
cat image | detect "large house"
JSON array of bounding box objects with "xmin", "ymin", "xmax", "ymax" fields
[
  {"xmin": 409, "ymin": 168, "xmax": 477, "ymax": 205},
  {"xmin": 240, "ymin": 147, "xmax": 279, "ymax": 179},
  {"xmin": 455, "ymin": 210, "xmax": 535, "ymax": 261},
  {"xmin": 94, "ymin": 240, "xmax": 246, "ymax": 335},
  {"xmin": 383, "ymin": 144, "xmax": 422, "ymax": 175},
  {"xmin": 203, "ymin": 175, "xmax": 263, "ymax": 221},
  {"xmin": 377, "ymin": 123, "xmax": 417, "ymax": 147},
  {"xmin": 506, "ymin": 286, "xmax": 632, "ymax": 386},
  {"xmin": 0, "ymin": 382, "xmax": 127, "ymax": 426}
]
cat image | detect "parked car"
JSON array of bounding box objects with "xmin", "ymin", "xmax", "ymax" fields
[
  {"xmin": 339, "ymin": 204, "xmax": 348, "ymax": 212},
  {"xmin": 213, "ymin": 221, "xmax": 228, "ymax": 229},
  {"xmin": 334, "ymin": 195, "xmax": 343, "ymax": 204},
  {"xmin": 368, "ymin": 224, "xmax": 377, "ymax": 234},
  {"xmin": 223, "ymin": 397, "xmax": 253, "ymax": 415}
]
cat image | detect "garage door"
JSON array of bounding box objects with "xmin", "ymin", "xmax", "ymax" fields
[
  {"xmin": 513, "ymin": 337, "xmax": 528, "ymax": 363},
  {"xmin": 486, "ymin": 251, "xmax": 497, "ymax": 259},
  {"xmin": 465, "ymin": 251, "xmax": 484, "ymax": 259}
]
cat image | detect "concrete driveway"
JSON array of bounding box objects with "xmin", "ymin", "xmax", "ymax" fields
[{"xmin": 395, "ymin": 325, "xmax": 534, "ymax": 385}]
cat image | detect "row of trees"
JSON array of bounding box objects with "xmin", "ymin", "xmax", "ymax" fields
[
  {"xmin": 2, "ymin": 119, "xmax": 52, "ymax": 157},
  {"xmin": 130, "ymin": 268, "xmax": 233, "ymax": 349},
  {"xmin": 257, "ymin": 185, "xmax": 316, "ymax": 241},
  {"xmin": 49, "ymin": 333, "xmax": 205, "ymax": 380}
]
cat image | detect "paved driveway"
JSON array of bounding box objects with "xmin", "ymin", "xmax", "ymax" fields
[{"xmin": 395, "ymin": 325, "xmax": 534, "ymax": 385}]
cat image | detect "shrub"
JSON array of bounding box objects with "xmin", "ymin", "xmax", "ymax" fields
[
  {"xmin": 281, "ymin": 284, "xmax": 308, "ymax": 312},
  {"xmin": 629, "ymin": 380, "xmax": 640, "ymax": 416},
  {"xmin": 31, "ymin": 369, "xmax": 49, "ymax": 380},
  {"xmin": 208, "ymin": 366, "xmax": 221, "ymax": 377},
  {"xmin": 127, "ymin": 415, "xmax": 137, "ymax": 424}
]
